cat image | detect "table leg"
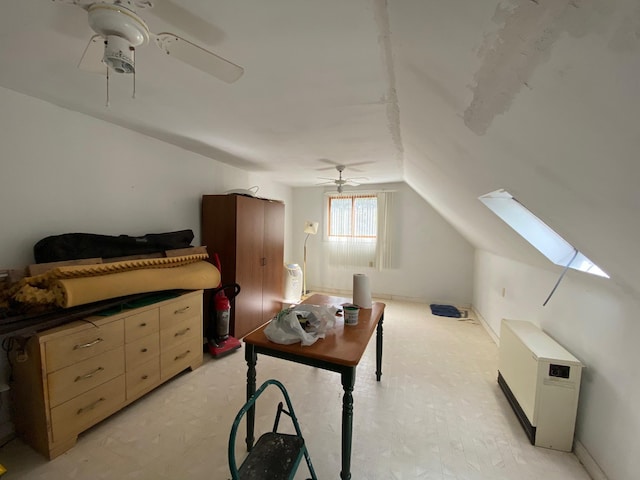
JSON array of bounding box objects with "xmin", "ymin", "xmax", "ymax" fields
[
  {"xmin": 245, "ymin": 343, "xmax": 257, "ymax": 451},
  {"xmin": 376, "ymin": 313, "xmax": 384, "ymax": 381},
  {"xmin": 340, "ymin": 367, "xmax": 356, "ymax": 480}
]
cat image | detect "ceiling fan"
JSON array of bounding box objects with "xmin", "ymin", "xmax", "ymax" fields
[
  {"xmin": 52, "ymin": 0, "xmax": 244, "ymax": 84},
  {"xmin": 315, "ymin": 158, "xmax": 375, "ymax": 172},
  {"xmin": 317, "ymin": 165, "xmax": 368, "ymax": 193}
]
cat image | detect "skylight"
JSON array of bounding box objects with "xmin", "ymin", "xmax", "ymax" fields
[{"xmin": 479, "ymin": 189, "xmax": 609, "ymax": 278}]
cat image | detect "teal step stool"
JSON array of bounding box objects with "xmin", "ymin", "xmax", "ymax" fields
[{"xmin": 228, "ymin": 379, "xmax": 318, "ymax": 480}]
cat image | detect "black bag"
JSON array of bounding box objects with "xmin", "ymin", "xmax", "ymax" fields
[{"xmin": 33, "ymin": 230, "xmax": 195, "ymax": 263}]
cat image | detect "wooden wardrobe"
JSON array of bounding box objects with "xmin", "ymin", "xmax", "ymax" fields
[{"xmin": 201, "ymin": 194, "xmax": 284, "ymax": 338}]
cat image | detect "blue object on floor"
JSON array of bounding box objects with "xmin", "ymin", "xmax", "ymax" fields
[{"xmin": 430, "ymin": 304, "xmax": 462, "ymax": 318}]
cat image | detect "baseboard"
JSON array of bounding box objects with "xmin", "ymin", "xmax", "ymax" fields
[
  {"xmin": 574, "ymin": 440, "xmax": 609, "ymax": 480},
  {"xmin": 310, "ymin": 286, "xmax": 481, "ymax": 307},
  {"xmin": 308, "ymin": 288, "xmax": 432, "ymax": 304},
  {"xmin": 471, "ymin": 306, "xmax": 499, "ymax": 345}
]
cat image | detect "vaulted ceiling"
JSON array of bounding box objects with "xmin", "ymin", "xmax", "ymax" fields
[{"xmin": 2, "ymin": 0, "xmax": 640, "ymax": 296}]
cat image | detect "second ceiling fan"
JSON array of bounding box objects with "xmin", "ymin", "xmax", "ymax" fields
[{"xmin": 317, "ymin": 165, "xmax": 368, "ymax": 193}]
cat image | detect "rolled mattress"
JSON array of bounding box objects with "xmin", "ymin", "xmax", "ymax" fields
[{"xmin": 12, "ymin": 254, "xmax": 220, "ymax": 308}]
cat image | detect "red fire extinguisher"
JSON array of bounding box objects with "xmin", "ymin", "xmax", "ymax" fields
[{"xmin": 209, "ymin": 254, "xmax": 241, "ymax": 345}]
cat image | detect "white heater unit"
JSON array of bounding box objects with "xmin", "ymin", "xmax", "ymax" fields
[{"xmin": 498, "ymin": 319, "xmax": 583, "ymax": 452}]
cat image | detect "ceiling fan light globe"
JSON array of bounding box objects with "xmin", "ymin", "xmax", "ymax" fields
[{"xmin": 103, "ymin": 35, "xmax": 135, "ymax": 73}]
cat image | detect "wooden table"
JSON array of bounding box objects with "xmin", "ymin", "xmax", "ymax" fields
[{"xmin": 243, "ymin": 294, "xmax": 386, "ymax": 480}]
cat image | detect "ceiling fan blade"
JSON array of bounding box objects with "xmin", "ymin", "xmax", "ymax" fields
[
  {"xmin": 315, "ymin": 159, "xmax": 375, "ymax": 172},
  {"xmin": 316, "ymin": 180, "xmax": 337, "ymax": 185},
  {"xmin": 154, "ymin": 33, "xmax": 244, "ymax": 84},
  {"xmin": 345, "ymin": 176, "xmax": 369, "ymax": 182},
  {"xmin": 344, "ymin": 161, "xmax": 376, "ymax": 168},
  {"xmin": 78, "ymin": 35, "xmax": 108, "ymax": 74},
  {"xmin": 52, "ymin": 0, "xmax": 94, "ymax": 7},
  {"xmin": 50, "ymin": 0, "xmax": 93, "ymax": 40},
  {"xmin": 145, "ymin": 0, "xmax": 225, "ymax": 46}
]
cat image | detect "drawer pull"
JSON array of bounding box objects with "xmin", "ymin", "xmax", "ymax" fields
[
  {"xmin": 74, "ymin": 366, "xmax": 104, "ymax": 382},
  {"xmin": 141, "ymin": 348, "xmax": 148, "ymax": 353},
  {"xmin": 139, "ymin": 322, "xmax": 147, "ymax": 327},
  {"xmin": 174, "ymin": 350, "xmax": 191, "ymax": 361},
  {"xmin": 174, "ymin": 306, "xmax": 191, "ymax": 314},
  {"xmin": 77, "ymin": 397, "xmax": 105, "ymax": 415},
  {"xmin": 141, "ymin": 374, "xmax": 149, "ymax": 380},
  {"xmin": 174, "ymin": 327, "xmax": 191, "ymax": 337},
  {"xmin": 73, "ymin": 338, "xmax": 103, "ymax": 350}
]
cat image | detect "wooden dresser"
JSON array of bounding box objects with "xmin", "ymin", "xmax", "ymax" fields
[{"xmin": 10, "ymin": 290, "xmax": 203, "ymax": 459}]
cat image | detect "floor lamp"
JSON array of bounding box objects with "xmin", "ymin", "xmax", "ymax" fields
[{"xmin": 303, "ymin": 220, "xmax": 319, "ymax": 296}]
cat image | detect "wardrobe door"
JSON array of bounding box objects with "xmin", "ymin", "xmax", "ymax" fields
[
  {"xmin": 201, "ymin": 194, "xmax": 238, "ymax": 335},
  {"xmin": 262, "ymin": 201, "xmax": 285, "ymax": 323},
  {"xmin": 233, "ymin": 196, "xmax": 265, "ymax": 338}
]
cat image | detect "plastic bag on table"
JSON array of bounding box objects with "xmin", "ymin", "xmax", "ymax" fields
[{"xmin": 264, "ymin": 304, "xmax": 338, "ymax": 346}]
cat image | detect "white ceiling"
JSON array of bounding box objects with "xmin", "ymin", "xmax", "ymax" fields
[
  {"xmin": 2, "ymin": 0, "xmax": 640, "ymax": 296},
  {"xmin": 0, "ymin": 0, "xmax": 404, "ymax": 185}
]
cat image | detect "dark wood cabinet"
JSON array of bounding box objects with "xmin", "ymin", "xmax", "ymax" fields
[{"xmin": 201, "ymin": 194, "xmax": 284, "ymax": 338}]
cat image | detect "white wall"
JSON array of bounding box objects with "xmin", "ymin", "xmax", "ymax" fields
[
  {"xmin": 474, "ymin": 249, "xmax": 640, "ymax": 480},
  {"xmin": 0, "ymin": 86, "xmax": 292, "ymax": 441},
  {"xmin": 290, "ymin": 183, "xmax": 474, "ymax": 304},
  {"xmin": 0, "ymin": 87, "xmax": 294, "ymax": 269}
]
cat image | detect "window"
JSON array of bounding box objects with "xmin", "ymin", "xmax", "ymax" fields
[
  {"xmin": 479, "ymin": 189, "xmax": 608, "ymax": 278},
  {"xmin": 328, "ymin": 195, "xmax": 377, "ymax": 238},
  {"xmin": 325, "ymin": 191, "xmax": 394, "ymax": 269}
]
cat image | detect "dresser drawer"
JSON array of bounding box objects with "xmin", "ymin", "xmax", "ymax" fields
[
  {"xmin": 124, "ymin": 309, "xmax": 159, "ymax": 343},
  {"xmin": 125, "ymin": 333, "xmax": 159, "ymax": 369},
  {"xmin": 45, "ymin": 320, "xmax": 124, "ymax": 372},
  {"xmin": 50, "ymin": 375, "xmax": 125, "ymax": 443},
  {"xmin": 126, "ymin": 357, "xmax": 160, "ymax": 400},
  {"xmin": 160, "ymin": 337, "xmax": 201, "ymax": 381},
  {"xmin": 159, "ymin": 295, "xmax": 201, "ymax": 330},
  {"xmin": 160, "ymin": 316, "xmax": 199, "ymax": 350},
  {"xmin": 48, "ymin": 346, "xmax": 125, "ymax": 408}
]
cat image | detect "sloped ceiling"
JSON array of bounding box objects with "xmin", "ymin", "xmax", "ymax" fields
[{"xmin": 1, "ymin": 0, "xmax": 640, "ymax": 295}]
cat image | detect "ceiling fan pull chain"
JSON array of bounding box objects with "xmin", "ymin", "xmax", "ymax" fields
[
  {"xmin": 132, "ymin": 47, "xmax": 136, "ymax": 99},
  {"xmin": 105, "ymin": 66, "xmax": 110, "ymax": 108}
]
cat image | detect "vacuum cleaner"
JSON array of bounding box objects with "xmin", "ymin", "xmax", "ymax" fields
[{"xmin": 207, "ymin": 253, "xmax": 242, "ymax": 358}]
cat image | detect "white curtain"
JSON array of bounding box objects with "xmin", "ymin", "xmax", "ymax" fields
[
  {"xmin": 325, "ymin": 191, "xmax": 394, "ymax": 270},
  {"xmin": 375, "ymin": 191, "xmax": 394, "ymax": 270}
]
